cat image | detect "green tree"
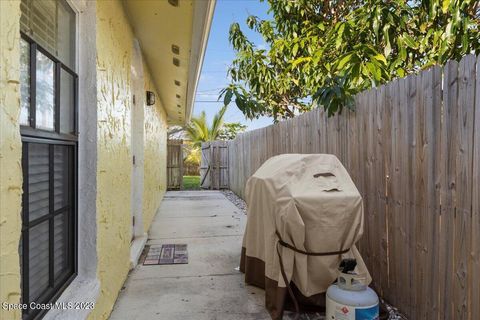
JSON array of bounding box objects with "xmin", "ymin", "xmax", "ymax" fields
[
  {"xmin": 218, "ymin": 122, "xmax": 247, "ymax": 140},
  {"xmin": 221, "ymin": 0, "xmax": 480, "ymax": 120},
  {"xmin": 184, "ymin": 145, "xmax": 201, "ymax": 165},
  {"xmin": 183, "ymin": 142, "xmax": 201, "ymax": 175},
  {"xmin": 185, "ymin": 105, "xmax": 228, "ymax": 148}
]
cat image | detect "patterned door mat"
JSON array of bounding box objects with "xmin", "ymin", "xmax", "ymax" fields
[{"xmin": 143, "ymin": 244, "xmax": 188, "ymax": 265}]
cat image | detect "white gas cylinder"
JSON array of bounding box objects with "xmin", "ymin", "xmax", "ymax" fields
[{"xmin": 326, "ymin": 272, "xmax": 379, "ymax": 320}]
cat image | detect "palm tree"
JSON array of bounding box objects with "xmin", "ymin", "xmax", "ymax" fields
[{"xmin": 185, "ymin": 105, "xmax": 227, "ymax": 148}]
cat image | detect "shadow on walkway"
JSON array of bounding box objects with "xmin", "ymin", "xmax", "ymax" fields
[{"xmin": 110, "ymin": 191, "xmax": 270, "ymax": 320}]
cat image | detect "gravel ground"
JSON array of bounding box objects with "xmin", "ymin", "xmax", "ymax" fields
[
  {"xmin": 222, "ymin": 190, "xmax": 247, "ymax": 213},
  {"xmin": 221, "ymin": 189, "xmax": 406, "ymax": 320}
]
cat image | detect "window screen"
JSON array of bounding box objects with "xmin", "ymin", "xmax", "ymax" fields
[
  {"xmin": 28, "ymin": 143, "xmax": 50, "ymax": 222},
  {"xmin": 21, "ymin": 142, "xmax": 75, "ymax": 320},
  {"xmin": 19, "ymin": 1, "xmax": 77, "ymax": 319}
]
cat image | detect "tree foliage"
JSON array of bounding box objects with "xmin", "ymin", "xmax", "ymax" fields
[
  {"xmin": 185, "ymin": 105, "xmax": 246, "ymax": 147},
  {"xmin": 183, "ymin": 143, "xmax": 201, "ymax": 167},
  {"xmin": 218, "ymin": 122, "xmax": 247, "ymax": 140},
  {"xmin": 221, "ymin": 0, "xmax": 480, "ymax": 120},
  {"xmin": 185, "ymin": 105, "xmax": 228, "ymax": 148}
]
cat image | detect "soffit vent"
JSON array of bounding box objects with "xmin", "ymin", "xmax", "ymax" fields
[
  {"xmin": 172, "ymin": 45, "xmax": 180, "ymax": 55},
  {"xmin": 168, "ymin": 0, "xmax": 179, "ymax": 7}
]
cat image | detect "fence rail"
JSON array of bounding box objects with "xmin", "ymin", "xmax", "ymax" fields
[{"xmin": 227, "ymin": 54, "xmax": 480, "ymax": 319}]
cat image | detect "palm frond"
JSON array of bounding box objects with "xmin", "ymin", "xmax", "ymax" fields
[{"xmin": 210, "ymin": 105, "xmax": 228, "ymax": 140}]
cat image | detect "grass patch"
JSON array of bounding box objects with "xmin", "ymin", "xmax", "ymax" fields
[{"xmin": 183, "ymin": 176, "xmax": 201, "ymax": 190}]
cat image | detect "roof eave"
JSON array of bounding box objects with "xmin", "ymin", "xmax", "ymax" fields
[{"xmin": 184, "ymin": 0, "xmax": 216, "ymax": 125}]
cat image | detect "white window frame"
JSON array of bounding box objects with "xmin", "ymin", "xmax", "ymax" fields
[{"xmin": 43, "ymin": 1, "xmax": 100, "ymax": 318}]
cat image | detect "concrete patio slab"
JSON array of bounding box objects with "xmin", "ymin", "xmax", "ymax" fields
[
  {"xmin": 132, "ymin": 235, "xmax": 244, "ymax": 279},
  {"xmin": 149, "ymin": 214, "xmax": 245, "ymax": 239},
  {"xmin": 110, "ymin": 190, "xmax": 270, "ymax": 320},
  {"xmin": 158, "ymin": 201, "xmax": 240, "ymax": 217}
]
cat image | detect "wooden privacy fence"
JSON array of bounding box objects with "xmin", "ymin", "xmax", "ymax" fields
[
  {"xmin": 227, "ymin": 54, "xmax": 480, "ymax": 320},
  {"xmin": 167, "ymin": 139, "xmax": 183, "ymax": 189},
  {"xmin": 200, "ymin": 141, "xmax": 229, "ymax": 189}
]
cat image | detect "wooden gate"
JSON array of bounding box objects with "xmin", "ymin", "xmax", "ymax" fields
[
  {"xmin": 200, "ymin": 141, "xmax": 229, "ymax": 189},
  {"xmin": 167, "ymin": 139, "xmax": 183, "ymax": 189}
]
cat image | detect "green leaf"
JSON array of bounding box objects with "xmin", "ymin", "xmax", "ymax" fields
[
  {"xmin": 223, "ymin": 90, "xmax": 233, "ymax": 106},
  {"xmin": 292, "ymin": 43, "xmax": 299, "ymax": 56},
  {"xmin": 337, "ymin": 53, "xmax": 353, "ymax": 69},
  {"xmin": 291, "ymin": 57, "xmax": 312, "ymax": 67},
  {"xmin": 372, "ymin": 53, "xmax": 387, "ymax": 65},
  {"xmin": 442, "ymin": 0, "xmax": 450, "ymax": 13},
  {"xmin": 399, "ymin": 44, "xmax": 407, "ymax": 61},
  {"xmin": 444, "ymin": 21, "xmax": 453, "ymax": 39},
  {"xmin": 366, "ymin": 62, "xmax": 381, "ymax": 81},
  {"xmin": 383, "ymin": 25, "xmax": 392, "ymax": 57},
  {"xmin": 402, "ymin": 34, "xmax": 418, "ymax": 49},
  {"xmin": 235, "ymin": 97, "xmax": 245, "ymax": 112},
  {"xmin": 336, "ymin": 23, "xmax": 345, "ymax": 49}
]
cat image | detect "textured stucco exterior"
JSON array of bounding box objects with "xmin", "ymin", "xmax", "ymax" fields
[
  {"xmin": 91, "ymin": 2, "xmax": 133, "ymax": 317},
  {"xmin": 142, "ymin": 69, "xmax": 168, "ymax": 233},
  {"xmin": 0, "ymin": 1, "xmax": 22, "ymax": 320},
  {"xmin": 90, "ymin": 1, "xmax": 168, "ymax": 319},
  {"xmin": 0, "ymin": 0, "xmax": 194, "ymax": 318}
]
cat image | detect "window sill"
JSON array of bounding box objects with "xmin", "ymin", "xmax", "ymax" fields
[{"xmin": 43, "ymin": 276, "xmax": 100, "ymax": 320}]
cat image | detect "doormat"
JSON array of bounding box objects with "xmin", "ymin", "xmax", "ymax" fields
[{"xmin": 143, "ymin": 244, "xmax": 188, "ymax": 265}]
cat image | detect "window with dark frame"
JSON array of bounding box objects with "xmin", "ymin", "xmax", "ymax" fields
[{"xmin": 19, "ymin": 1, "xmax": 78, "ymax": 319}]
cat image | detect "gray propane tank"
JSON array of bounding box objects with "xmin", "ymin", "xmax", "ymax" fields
[{"xmin": 326, "ymin": 259, "xmax": 379, "ymax": 320}]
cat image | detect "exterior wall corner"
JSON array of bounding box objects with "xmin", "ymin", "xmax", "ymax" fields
[{"xmin": 0, "ymin": 1, "xmax": 23, "ymax": 319}]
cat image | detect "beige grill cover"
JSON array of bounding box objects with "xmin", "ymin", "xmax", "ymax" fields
[{"xmin": 241, "ymin": 154, "xmax": 371, "ymax": 316}]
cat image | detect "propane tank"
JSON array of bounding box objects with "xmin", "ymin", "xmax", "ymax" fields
[{"xmin": 326, "ymin": 259, "xmax": 379, "ymax": 320}]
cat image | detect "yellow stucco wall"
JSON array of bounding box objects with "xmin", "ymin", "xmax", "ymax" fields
[
  {"xmin": 90, "ymin": 0, "xmax": 132, "ymax": 318},
  {"xmin": 142, "ymin": 70, "xmax": 167, "ymax": 233},
  {"xmin": 0, "ymin": 1, "xmax": 168, "ymax": 319},
  {"xmin": 0, "ymin": 1, "xmax": 23, "ymax": 320},
  {"xmin": 91, "ymin": 1, "xmax": 167, "ymax": 318}
]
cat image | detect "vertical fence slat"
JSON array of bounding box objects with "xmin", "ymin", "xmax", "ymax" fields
[
  {"xmin": 391, "ymin": 78, "xmax": 402, "ymax": 310},
  {"xmin": 345, "ymin": 107, "xmax": 357, "ymax": 184},
  {"xmin": 405, "ymin": 74, "xmax": 417, "ymax": 318},
  {"xmin": 424, "ymin": 67, "xmax": 437, "ymax": 319},
  {"xmin": 398, "ymin": 76, "xmax": 410, "ymax": 315},
  {"xmin": 366, "ymin": 88, "xmax": 379, "ymax": 294},
  {"xmin": 381, "ymin": 83, "xmax": 392, "ymax": 302},
  {"xmin": 471, "ymin": 54, "xmax": 480, "ymax": 320},
  {"xmin": 375, "ymin": 87, "xmax": 385, "ymax": 295},
  {"xmin": 358, "ymin": 92, "xmax": 370, "ymax": 265},
  {"xmin": 440, "ymin": 59, "xmax": 459, "ymax": 320},
  {"xmin": 415, "ymin": 69, "xmax": 429, "ymax": 319},
  {"xmin": 454, "ymin": 54, "xmax": 476, "ymax": 320},
  {"xmin": 430, "ymin": 66, "xmax": 442, "ymax": 319}
]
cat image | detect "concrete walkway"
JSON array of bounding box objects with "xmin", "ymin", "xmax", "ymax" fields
[{"xmin": 110, "ymin": 191, "xmax": 270, "ymax": 320}]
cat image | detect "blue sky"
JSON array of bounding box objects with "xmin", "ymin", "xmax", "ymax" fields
[{"xmin": 193, "ymin": 0, "xmax": 272, "ymax": 131}]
